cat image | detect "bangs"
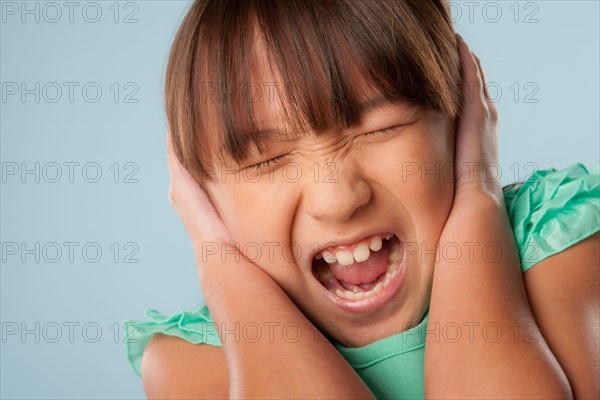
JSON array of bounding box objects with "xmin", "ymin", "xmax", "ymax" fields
[{"xmin": 166, "ymin": 0, "xmax": 462, "ymax": 183}]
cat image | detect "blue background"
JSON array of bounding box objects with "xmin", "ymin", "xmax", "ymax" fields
[{"xmin": 1, "ymin": 1, "xmax": 598, "ymax": 398}]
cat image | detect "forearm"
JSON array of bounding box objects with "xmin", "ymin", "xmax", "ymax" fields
[
  {"xmin": 424, "ymin": 195, "xmax": 572, "ymax": 398},
  {"xmin": 200, "ymin": 250, "xmax": 375, "ymax": 399}
]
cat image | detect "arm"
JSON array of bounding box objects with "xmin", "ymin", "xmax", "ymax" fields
[
  {"xmin": 523, "ymin": 232, "xmax": 600, "ymax": 399},
  {"xmin": 200, "ymin": 249, "xmax": 375, "ymax": 399},
  {"xmin": 142, "ymin": 335, "xmax": 229, "ymax": 399},
  {"xmin": 425, "ymin": 196, "xmax": 573, "ymax": 398},
  {"xmin": 424, "ymin": 35, "xmax": 572, "ymax": 398},
  {"xmin": 142, "ymin": 133, "xmax": 375, "ymax": 399}
]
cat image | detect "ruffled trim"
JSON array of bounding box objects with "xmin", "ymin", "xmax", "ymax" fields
[
  {"xmin": 504, "ymin": 162, "xmax": 599, "ymax": 272},
  {"xmin": 123, "ymin": 305, "xmax": 220, "ymax": 377}
]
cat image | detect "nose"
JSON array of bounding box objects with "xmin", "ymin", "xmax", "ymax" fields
[{"xmin": 302, "ymin": 158, "xmax": 372, "ymax": 223}]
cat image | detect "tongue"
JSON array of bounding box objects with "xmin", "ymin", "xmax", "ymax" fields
[{"xmin": 329, "ymin": 242, "xmax": 390, "ymax": 285}]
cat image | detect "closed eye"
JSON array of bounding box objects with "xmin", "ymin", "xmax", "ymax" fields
[
  {"xmin": 363, "ymin": 125, "xmax": 403, "ymax": 137},
  {"xmin": 248, "ymin": 154, "xmax": 286, "ymax": 170},
  {"xmin": 247, "ymin": 124, "xmax": 407, "ymax": 170}
]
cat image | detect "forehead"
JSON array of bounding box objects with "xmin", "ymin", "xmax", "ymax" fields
[
  {"xmin": 247, "ymin": 48, "xmax": 286, "ymax": 132},
  {"xmin": 247, "ymin": 29, "xmax": 383, "ymax": 135},
  {"xmin": 195, "ymin": 15, "xmax": 424, "ymax": 167}
]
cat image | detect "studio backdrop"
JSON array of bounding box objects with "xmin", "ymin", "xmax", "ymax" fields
[{"xmin": 1, "ymin": 1, "xmax": 598, "ymax": 398}]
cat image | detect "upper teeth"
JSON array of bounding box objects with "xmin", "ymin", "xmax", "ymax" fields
[{"xmin": 319, "ymin": 234, "xmax": 391, "ymax": 266}]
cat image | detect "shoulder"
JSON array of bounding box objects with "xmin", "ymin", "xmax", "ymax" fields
[
  {"xmin": 523, "ymin": 231, "xmax": 599, "ymax": 398},
  {"xmin": 503, "ymin": 162, "xmax": 599, "ymax": 272},
  {"xmin": 141, "ymin": 333, "xmax": 229, "ymax": 399}
]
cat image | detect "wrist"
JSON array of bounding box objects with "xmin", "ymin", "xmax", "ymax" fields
[
  {"xmin": 451, "ymin": 187, "xmax": 506, "ymax": 216},
  {"xmin": 194, "ymin": 240, "xmax": 238, "ymax": 282},
  {"xmin": 440, "ymin": 191, "xmax": 514, "ymax": 248},
  {"xmin": 453, "ymin": 161, "xmax": 504, "ymax": 205},
  {"xmin": 196, "ymin": 242, "xmax": 271, "ymax": 294}
]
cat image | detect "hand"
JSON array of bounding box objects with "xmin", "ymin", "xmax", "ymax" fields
[
  {"xmin": 436, "ymin": 34, "xmax": 513, "ymax": 258},
  {"xmin": 452, "ymin": 33, "xmax": 502, "ymax": 206},
  {"xmin": 166, "ymin": 131, "xmax": 234, "ymax": 274}
]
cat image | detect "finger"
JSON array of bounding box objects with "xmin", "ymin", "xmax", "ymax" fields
[
  {"xmin": 166, "ymin": 129, "xmax": 200, "ymax": 203},
  {"xmin": 166, "ymin": 129, "xmax": 180, "ymax": 166},
  {"xmin": 455, "ymin": 34, "xmax": 485, "ymax": 106},
  {"xmin": 454, "ymin": 34, "xmax": 486, "ymax": 170},
  {"xmin": 473, "ymin": 55, "xmax": 491, "ymax": 102},
  {"xmin": 166, "ymin": 128, "xmax": 172, "ymax": 146},
  {"xmin": 166, "ymin": 128, "xmax": 186, "ymax": 178},
  {"xmin": 166, "ymin": 129, "xmax": 176, "ymax": 170}
]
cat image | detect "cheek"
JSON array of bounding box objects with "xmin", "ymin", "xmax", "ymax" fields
[
  {"xmin": 409, "ymin": 119, "xmax": 455, "ymax": 237},
  {"xmin": 365, "ymin": 116, "xmax": 455, "ymax": 239}
]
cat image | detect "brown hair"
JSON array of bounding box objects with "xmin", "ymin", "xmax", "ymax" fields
[{"xmin": 165, "ymin": 0, "xmax": 461, "ymax": 184}]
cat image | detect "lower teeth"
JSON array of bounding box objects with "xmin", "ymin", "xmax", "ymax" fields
[
  {"xmin": 333, "ymin": 241, "xmax": 402, "ymax": 301},
  {"xmin": 335, "ymin": 263, "xmax": 399, "ymax": 300}
]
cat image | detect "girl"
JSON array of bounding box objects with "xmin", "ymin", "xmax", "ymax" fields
[{"xmin": 125, "ymin": 0, "xmax": 599, "ymax": 398}]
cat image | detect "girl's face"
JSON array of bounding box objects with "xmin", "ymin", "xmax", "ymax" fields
[{"xmin": 204, "ymin": 67, "xmax": 456, "ymax": 347}]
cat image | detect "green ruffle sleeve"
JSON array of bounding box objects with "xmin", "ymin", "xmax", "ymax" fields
[
  {"xmin": 504, "ymin": 162, "xmax": 599, "ymax": 272},
  {"xmin": 124, "ymin": 306, "xmax": 221, "ymax": 377}
]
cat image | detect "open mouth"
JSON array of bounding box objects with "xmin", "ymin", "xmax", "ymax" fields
[{"xmin": 311, "ymin": 233, "xmax": 405, "ymax": 311}]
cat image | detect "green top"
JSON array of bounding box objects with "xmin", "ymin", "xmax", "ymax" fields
[{"xmin": 123, "ymin": 162, "xmax": 599, "ymax": 399}]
